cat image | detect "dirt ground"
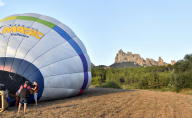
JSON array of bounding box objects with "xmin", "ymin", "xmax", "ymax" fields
[{"xmin": 1, "ymin": 87, "xmax": 192, "ymax": 118}]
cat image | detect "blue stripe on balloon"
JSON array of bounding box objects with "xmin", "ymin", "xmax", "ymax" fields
[
  {"xmin": 53, "ymin": 26, "xmax": 71, "ymax": 41},
  {"xmin": 82, "ymin": 72, "xmax": 88, "ymax": 90},
  {"xmin": 79, "ymin": 54, "xmax": 88, "ymax": 89},
  {"xmin": 17, "ymin": 61, "xmax": 31, "ymax": 75},
  {"xmin": 68, "ymin": 39, "xmax": 83, "ymax": 55},
  {"xmin": 79, "ymin": 54, "xmax": 88, "ymax": 72},
  {"xmin": 53, "ymin": 25, "xmax": 88, "ymax": 90},
  {"xmin": 53, "ymin": 26, "xmax": 83, "ymax": 55}
]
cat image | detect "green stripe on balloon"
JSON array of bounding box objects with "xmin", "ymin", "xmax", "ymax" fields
[
  {"xmin": 36, "ymin": 19, "xmax": 56, "ymax": 28},
  {"xmin": 16, "ymin": 16, "xmax": 38, "ymax": 22},
  {"xmin": 16, "ymin": 16, "xmax": 56, "ymax": 29}
]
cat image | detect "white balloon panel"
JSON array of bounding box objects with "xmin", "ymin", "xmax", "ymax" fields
[
  {"xmin": 24, "ymin": 30, "xmax": 67, "ymax": 63},
  {"xmin": 32, "ymin": 42, "xmax": 78, "ymax": 69}
]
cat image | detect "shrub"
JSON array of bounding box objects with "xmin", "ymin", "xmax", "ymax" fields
[
  {"xmin": 161, "ymin": 88, "xmax": 169, "ymax": 92},
  {"xmin": 91, "ymin": 76, "xmax": 101, "ymax": 85},
  {"xmin": 100, "ymin": 81, "xmax": 122, "ymax": 89},
  {"xmin": 175, "ymin": 75, "xmax": 181, "ymax": 93}
]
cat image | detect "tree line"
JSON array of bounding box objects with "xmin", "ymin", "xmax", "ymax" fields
[{"xmin": 91, "ymin": 54, "xmax": 192, "ymax": 92}]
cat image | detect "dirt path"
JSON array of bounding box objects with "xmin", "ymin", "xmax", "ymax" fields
[{"xmin": 1, "ymin": 87, "xmax": 192, "ymax": 118}]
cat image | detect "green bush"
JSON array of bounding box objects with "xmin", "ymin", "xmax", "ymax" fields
[
  {"xmin": 161, "ymin": 88, "xmax": 169, "ymax": 92},
  {"xmin": 100, "ymin": 81, "xmax": 122, "ymax": 89},
  {"xmin": 168, "ymin": 83, "xmax": 173, "ymax": 89},
  {"xmin": 175, "ymin": 75, "xmax": 181, "ymax": 93},
  {"xmin": 124, "ymin": 83, "xmax": 138, "ymax": 89},
  {"xmin": 91, "ymin": 76, "xmax": 101, "ymax": 85}
]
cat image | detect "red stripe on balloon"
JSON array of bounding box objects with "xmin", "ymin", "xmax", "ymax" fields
[{"xmin": 77, "ymin": 89, "xmax": 84, "ymax": 95}]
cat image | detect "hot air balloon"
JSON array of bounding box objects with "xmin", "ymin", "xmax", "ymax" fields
[{"xmin": 0, "ymin": 13, "xmax": 92, "ymax": 103}]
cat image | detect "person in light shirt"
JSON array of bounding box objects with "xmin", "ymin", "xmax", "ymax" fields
[{"xmin": 32, "ymin": 81, "xmax": 39, "ymax": 106}]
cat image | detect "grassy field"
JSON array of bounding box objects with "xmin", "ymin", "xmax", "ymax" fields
[{"xmin": 2, "ymin": 87, "xmax": 192, "ymax": 118}]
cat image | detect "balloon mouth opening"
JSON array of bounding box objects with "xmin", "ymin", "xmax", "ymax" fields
[{"xmin": 0, "ymin": 70, "xmax": 33, "ymax": 100}]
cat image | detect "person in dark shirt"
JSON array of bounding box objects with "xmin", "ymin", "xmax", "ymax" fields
[
  {"xmin": 32, "ymin": 81, "xmax": 38, "ymax": 106},
  {"xmin": 18, "ymin": 81, "xmax": 31, "ymax": 114}
]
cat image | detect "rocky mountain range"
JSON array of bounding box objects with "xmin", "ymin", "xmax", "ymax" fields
[{"xmin": 115, "ymin": 49, "xmax": 175, "ymax": 67}]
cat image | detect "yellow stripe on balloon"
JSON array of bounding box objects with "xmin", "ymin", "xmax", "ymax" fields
[{"xmin": 0, "ymin": 16, "xmax": 17, "ymax": 23}]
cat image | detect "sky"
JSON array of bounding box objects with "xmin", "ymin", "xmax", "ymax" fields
[{"xmin": 0, "ymin": 0, "xmax": 192, "ymax": 66}]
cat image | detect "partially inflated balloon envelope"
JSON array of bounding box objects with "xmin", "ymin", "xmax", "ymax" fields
[{"xmin": 0, "ymin": 13, "xmax": 91, "ymax": 102}]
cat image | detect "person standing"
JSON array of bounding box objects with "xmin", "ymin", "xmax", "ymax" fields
[
  {"xmin": 32, "ymin": 81, "xmax": 38, "ymax": 106},
  {"xmin": 15, "ymin": 89, "xmax": 20, "ymax": 107},
  {"xmin": 18, "ymin": 81, "xmax": 31, "ymax": 114}
]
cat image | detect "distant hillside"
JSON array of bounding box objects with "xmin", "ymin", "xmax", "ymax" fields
[
  {"xmin": 95, "ymin": 65, "xmax": 110, "ymax": 69},
  {"xmin": 110, "ymin": 62, "xmax": 141, "ymax": 68}
]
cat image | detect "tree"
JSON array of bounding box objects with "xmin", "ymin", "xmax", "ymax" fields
[
  {"xmin": 91, "ymin": 76, "xmax": 101, "ymax": 85},
  {"xmin": 148, "ymin": 72, "xmax": 156, "ymax": 88}
]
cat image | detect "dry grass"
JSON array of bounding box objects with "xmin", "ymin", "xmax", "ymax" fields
[{"xmin": 1, "ymin": 87, "xmax": 192, "ymax": 118}]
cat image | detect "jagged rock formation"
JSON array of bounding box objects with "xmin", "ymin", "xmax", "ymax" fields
[
  {"xmin": 115, "ymin": 49, "xmax": 174, "ymax": 67},
  {"xmin": 171, "ymin": 60, "xmax": 175, "ymax": 65}
]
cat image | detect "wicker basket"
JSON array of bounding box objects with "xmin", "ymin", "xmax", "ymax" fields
[{"xmin": 0, "ymin": 90, "xmax": 9, "ymax": 112}]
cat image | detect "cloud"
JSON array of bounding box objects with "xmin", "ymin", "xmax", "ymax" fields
[{"xmin": 0, "ymin": 0, "xmax": 5, "ymax": 6}]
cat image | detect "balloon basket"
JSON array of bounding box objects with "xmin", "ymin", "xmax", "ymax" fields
[{"xmin": 0, "ymin": 90, "xmax": 9, "ymax": 112}]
